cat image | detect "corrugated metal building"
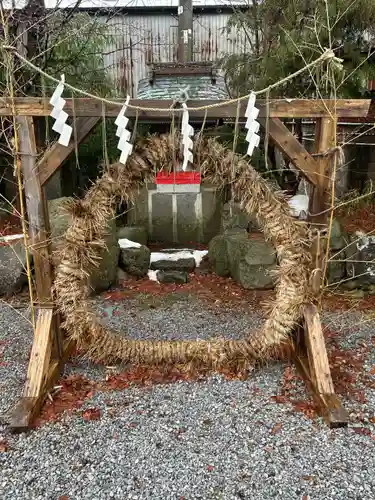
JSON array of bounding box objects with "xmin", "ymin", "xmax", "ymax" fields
[
  {"xmin": 91, "ymin": 1, "xmax": 249, "ymax": 97},
  {"xmin": 10, "ymin": 1, "xmax": 248, "ymax": 97}
]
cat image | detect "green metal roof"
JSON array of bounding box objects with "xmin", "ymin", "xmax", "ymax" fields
[{"xmin": 136, "ymin": 74, "xmax": 229, "ymax": 100}]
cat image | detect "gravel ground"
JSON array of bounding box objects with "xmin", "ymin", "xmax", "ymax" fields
[{"xmin": 1, "ymin": 292, "xmax": 375, "ymax": 500}]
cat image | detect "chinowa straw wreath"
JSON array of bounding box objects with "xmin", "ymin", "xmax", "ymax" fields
[{"xmin": 53, "ymin": 133, "xmax": 313, "ymax": 374}]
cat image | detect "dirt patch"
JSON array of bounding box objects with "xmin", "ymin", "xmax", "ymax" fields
[{"xmin": 104, "ymin": 273, "xmax": 274, "ymax": 312}]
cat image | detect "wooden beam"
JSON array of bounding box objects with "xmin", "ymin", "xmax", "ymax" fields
[
  {"xmin": 303, "ymin": 304, "xmax": 348, "ymax": 427},
  {"xmin": 16, "ymin": 115, "xmax": 63, "ymax": 357},
  {"xmin": 304, "ymin": 304, "xmax": 334, "ymax": 395},
  {"xmin": 308, "ymin": 117, "xmax": 335, "ymax": 227},
  {"xmin": 23, "ymin": 308, "xmax": 53, "ymax": 398},
  {"xmin": 260, "ymin": 117, "xmax": 319, "ymax": 186},
  {"xmin": 38, "ymin": 116, "xmax": 100, "ymax": 186},
  {"xmin": 9, "ymin": 338, "xmax": 75, "ymax": 432},
  {"xmin": 0, "ymin": 98, "xmax": 371, "ymax": 119}
]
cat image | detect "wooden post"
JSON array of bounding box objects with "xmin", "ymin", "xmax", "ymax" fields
[
  {"xmin": 304, "ymin": 304, "xmax": 334, "ymax": 395},
  {"xmin": 307, "ymin": 117, "xmax": 336, "ymax": 293},
  {"xmin": 265, "ymin": 116, "xmax": 348, "ymax": 427},
  {"xmin": 16, "ymin": 116, "xmax": 63, "ymax": 357},
  {"xmin": 303, "ymin": 305, "xmax": 348, "ymax": 427},
  {"xmin": 309, "ymin": 117, "xmax": 335, "ymax": 228},
  {"xmin": 178, "ymin": 0, "xmax": 193, "ymax": 63},
  {"xmin": 23, "ymin": 308, "xmax": 53, "ymax": 398},
  {"xmin": 10, "ymin": 336, "xmax": 74, "ymax": 432},
  {"xmin": 9, "ymin": 116, "xmax": 74, "ymax": 432},
  {"xmin": 302, "ymin": 119, "xmax": 347, "ymax": 426}
]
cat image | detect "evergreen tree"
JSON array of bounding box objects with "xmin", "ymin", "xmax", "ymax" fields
[{"xmin": 223, "ymin": 0, "xmax": 375, "ymax": 98}]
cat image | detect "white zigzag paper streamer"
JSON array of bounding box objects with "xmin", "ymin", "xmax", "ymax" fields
[
  {"xmin": 115, "ymin": 96, "xmax": 133, "ymax": 165},
  {"xmin": 181, "ymin": 103, "xmax": 194, "ymax": 171},
  {"xmin": 49, "ymin": 75, "xmax": 73, "ymax": 147},
  {"xmin": 244, "ymin": 92, "xmax": 260, "ymax": 157}
]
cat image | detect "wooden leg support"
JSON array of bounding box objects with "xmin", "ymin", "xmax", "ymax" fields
[
  {"xmin": 294, "ymin": 304, "xmax": 348, "ymax": 428},
  {"xmin": 9, "ymin": 308, "xmax": 74, "ymax": 433},
  {"xmin": 8, "ymin": 114, "xmax": 74, "ymax": 432}
]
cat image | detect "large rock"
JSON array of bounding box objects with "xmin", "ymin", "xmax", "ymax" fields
[
  {"xmin": 208, "ymin": 233, "xmax": 231, "ymax": 277},
  {"xmin": 329, "ymin": 219, "xmax": 349, "ymax": 250},
  {"xmin": 346, "ymin": 232, "xmax": 375, "ymax": 286},
  {"xmin": 120, "ymin": 244, "xmax": 150, "ymax": 277},
  {"xmin": 48, "ymin": 197, "xmax": 120, "ymax": 293},
  {"xmin": 221, "ymin": 201, "xmax": 259, "ymax": 234},
  {"xmin": 326, "ymin": 260, "xmax": 346, "ymax": 285},
  {"xmin": 150, "ymin": 257, "xmax": 196, "ymax": 273},
  {"xmin": 0, "ymin": 241, "xmax": 32, "ymax": 296},
  {"xmin": 117, "ymin": 225, "xmax": 148, "ymax": 246},
  {"xmin": 117, "ymin": 267, "xmax": 131, "ymax": 284},
  {"xmin": 156, "ymin": 270, "xmax": 189, "ymax": 284},
  {"xmin": 208, "ymin": 232, "xmax": 277, "ymax": 289}
]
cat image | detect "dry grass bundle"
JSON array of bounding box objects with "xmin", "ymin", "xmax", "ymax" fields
[{"xmin": 53, "ymin": 133, "xmax": 312, "ymax": 375}]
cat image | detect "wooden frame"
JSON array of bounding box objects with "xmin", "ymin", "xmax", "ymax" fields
[
  {"xmin": 9, "ymin": 97, "xmax": 370, "ymax": 431},
  {"xmin": 0, "ymin": 97, "xmax": 370, "ymax": 119}
]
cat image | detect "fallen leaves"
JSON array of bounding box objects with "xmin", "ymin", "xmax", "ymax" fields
[
  {"xmin": 104, "ymin": 273, "xmax": 274, "ymax": 312},
  {"xmin": 301, "ymin": 475, "xmax": 314, "ymax": 481},
  {"xmin": 352, "ymin": 427, "xmax": 372, "ymax": 437},
  {"xmin": 0, "ymin": 216, "xmax": 22, "ymax": 237},
  {"xmin": 327, "ymin": 340, "xmax": 370, "ymax": 403},
  {"xmin": 271, "ymin": 423, "xmax": 282, "ymax": 435},
  {"xmin": 82, "ymin": 408, "xmax": 101, "ymax": 422},
  {"xmin": 35, "ymin": 365, "xmax": 210, "ymax": 429},
  {"xmin": 103, "ymin": 365, "xmax": 203, "ymax": 391},
  {"xmin": 267, "ymin": 318, "xmax": 375, "ymax": 423},
  {"xmin": 271, "ymin": 366, "xmax": 318, "ymax": 421},
  {"xmin": 272, "ymin": 395, "xmax": 288, "ymax": 404},
  {"xmin": 0, "ymin": 439, "xmax": 9, "ymax": 452},
  {"xmin": 34, "ymin": 375, "xmax": 95, "ymax": 428},
  {"xmin": 322, "ymin": 291, "xmax": 375, "ymax": 313},
  {"xmin": 338, "ymin": 204, "xmax": 375, "ymax": 234}
]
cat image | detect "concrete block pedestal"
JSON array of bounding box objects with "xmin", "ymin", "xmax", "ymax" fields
[{"xmin": 128, "ymin": 172, "xmax": 223, "ymax": 245}]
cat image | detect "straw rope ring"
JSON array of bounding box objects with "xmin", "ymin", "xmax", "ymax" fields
[{"xmin": 53, "ymin": 133, "xmax": 313, "ymax": 375}]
